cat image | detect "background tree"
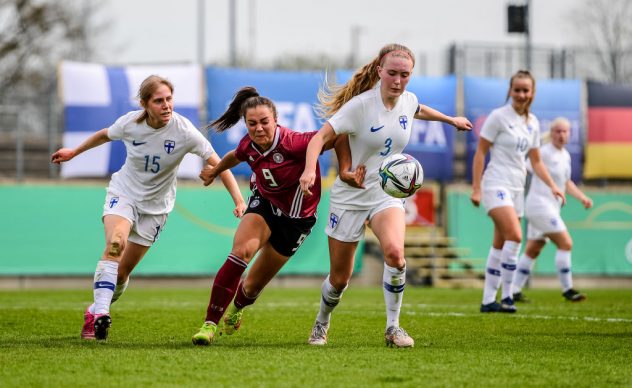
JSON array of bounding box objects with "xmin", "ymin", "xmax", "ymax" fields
[
  {"xmin": 570, "ymin": 0, "xmax": 632, "ymax": 83},
  {"xmin": 0, "ymin": 0, "xmax": 102, "ymax": 133}
]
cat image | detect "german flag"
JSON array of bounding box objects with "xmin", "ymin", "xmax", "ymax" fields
[{"xmin": 584, "ymin": 81, "xmax": 632, "ymax": 178}]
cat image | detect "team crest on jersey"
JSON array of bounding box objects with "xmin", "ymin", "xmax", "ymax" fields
[
  {"xmin": 329, "ymin": 213, "xmax": 339, "ymax": 229},
  {"xmin": 399, "ymin": 115, "xmax": 408, "ymax": 129},
  {"xmin": 109, "ymin": 196, "xmax": 119, "ymax": 208},
  {"xmin": 527, "ymin": 124, "xmax": 533, "ymax": 133},
  {"xmin": 164, "ymin": 140, "xmax": 176, "ymax": 154},
  {"xmin": 273, "ymin": 153, "xmax": 284, "ymax": 163},
  {"xmin": 250, "ymin": 199, "xmax": 260, "ymax": 208}
]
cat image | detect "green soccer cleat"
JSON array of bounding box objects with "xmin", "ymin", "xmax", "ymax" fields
[
  {"xmin": 222, "ymin": 305, "xmax": 244, "ymax": 336},
  {"xmin": 192, "ymin": 322, "xmax": 218, "ymax": 346}
]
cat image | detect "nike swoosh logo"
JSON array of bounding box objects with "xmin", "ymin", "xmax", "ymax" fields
[
  {"xmin": 132, "ymin": 140, "xmax": 147, "ymax": 146},
  {"xmin": 370, "ymin": 125, "xmax": 384, "ymax": 132}
]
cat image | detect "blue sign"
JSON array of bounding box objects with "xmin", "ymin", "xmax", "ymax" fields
[{"xmin": 206, "ymin": 67, "xmax": 330, "ymax": 177}]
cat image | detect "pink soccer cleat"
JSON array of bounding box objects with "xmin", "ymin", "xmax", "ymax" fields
[{"xmin": 81, "ymin": 306, "xmax": 95, "ymax": 340}]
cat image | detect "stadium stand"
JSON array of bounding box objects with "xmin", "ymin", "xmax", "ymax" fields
[{"xmin": 365, "ymin": 226, "xmax": 484, "ymax": 288}]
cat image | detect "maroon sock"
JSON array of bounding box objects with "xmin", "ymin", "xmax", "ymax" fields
[
  {"xmin": 205, "ymin": 254, "xmax": 248, "ymax": 323},
  {"xmin": 234, "ymin": 281, "xmax": 259, "ymax": 309}
]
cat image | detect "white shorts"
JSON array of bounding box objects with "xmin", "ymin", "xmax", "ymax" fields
[
  {"xmin": 102, "ymin": 189, "xmax": 168, "ymax": 247},
  {"xmin": 481, "ymin": 187, "xmax": 525, "ymax": 217},
  {"xmin": 325, "ymin": 197, "xmax": 404, "ymax": 242},
  {"xmin": 526, "ymin": 212, "xmax": 567, "ymax": 240}
]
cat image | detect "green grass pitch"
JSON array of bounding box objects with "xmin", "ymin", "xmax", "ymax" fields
[{"xmin": 1, "ymin": 287, "xmax": 631, "ymax": 387}]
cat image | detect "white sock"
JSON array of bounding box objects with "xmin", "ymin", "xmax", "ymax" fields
[
  {"xmin": 555, "ymin": 249, "xmax": 572, "ymax": 292},
  {"xmin": 93, "ymin": 260, "xmax": 118, "ymax": 315},
  {"xmin": 315, "ymin": 275, "xmax": 346, "ymax": 324},
  {"xmin": 88, "ymin": 278, "xmax": 129, "ymax": 315},
  {"xmin": 482, "ymin": 247, "xmax": 502, "ymax": 304},
  {"xmin": 513, "ymin": 254, "xmax": 535, "ymax": 293},
  {"xmin": 500, "ymin": 241, "xmax": 520, "ymax": 300},
  {"xmin": 383, "ymin": 263, "xmax": 406, "ymax": 329}
]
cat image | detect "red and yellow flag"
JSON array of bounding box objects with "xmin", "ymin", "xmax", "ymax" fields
[{"xmin": 584, "ymin": 81, "xmax": 632, "ymax": 178}]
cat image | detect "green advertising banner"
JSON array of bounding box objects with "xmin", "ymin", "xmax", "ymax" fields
[
  {"xmin": 447, "ymin": 188, "xmax": 632, "ymax": 275},
  {"xmin": 0, "ymin": 184, "xmax": 361, "ymax": 276}
]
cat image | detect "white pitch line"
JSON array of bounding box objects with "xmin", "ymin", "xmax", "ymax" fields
[{"xmin": 404, "ymin": 310, "xmax": 632, "ymax": 323}]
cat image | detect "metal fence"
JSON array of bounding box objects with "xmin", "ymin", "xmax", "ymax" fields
[
  {"xmin": 447, "ymin": 42, "xmax": 620, "ymax": 81},
  {"xmin": 0, "ymin": 80, "xmax": 60, "ymax": 179}
]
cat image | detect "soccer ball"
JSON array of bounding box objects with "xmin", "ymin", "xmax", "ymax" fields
[{"xmin": 378, "ymin": 153, "xmax": 424, "ymax": 198}]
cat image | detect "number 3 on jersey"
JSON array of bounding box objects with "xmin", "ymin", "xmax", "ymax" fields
[
  {"xmin": 380, "ymin": 137, "xmax": 393, "ymax": 156},
  {"xmin": 262, "ymin": 168, "xmax": 279, "ymax": 187}
]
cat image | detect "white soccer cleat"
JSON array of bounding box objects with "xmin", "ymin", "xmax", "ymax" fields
[
  {"xmin": 384, "ymin": 326, "xmax": 415, "ymax": 348},
  {"xmin": 307, "ymin": 321, "xmax": 329, "ymax": 346}
]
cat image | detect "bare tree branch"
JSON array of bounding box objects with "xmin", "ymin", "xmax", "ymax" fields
[
  {"xmin": 570, "ymin": 0, "xmax": 632, "ymax": 82},
  {"xmin": 0, "ymin": 0, "xmax": 103, "ymax": 99}
]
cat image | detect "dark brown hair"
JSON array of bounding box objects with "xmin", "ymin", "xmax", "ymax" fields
[{"xmin": 209, "ymin": 86, "xmax": 278, "ymax": 132}]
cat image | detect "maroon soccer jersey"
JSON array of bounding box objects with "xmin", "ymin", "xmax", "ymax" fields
[{"xmin": 234, "ymin": 126, "xmax": 321, "ymax": 218}]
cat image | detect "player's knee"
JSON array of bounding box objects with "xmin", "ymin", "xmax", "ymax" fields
[
  {"xmin": 505, "ymin": 233, "xmax": 522, "ymax": 244},
  {"xmin": 526, "ymin": 247, "xmax": 541, "ymax": 258},
  {"xmin": 382, "ymin": 244, "xmax": 405, "ymax": 266},
  {"xmin": 328, "ymin": 274, "xmax": 350, "ymax": 291},
  {"xmin": 242, "ymin": 283, "xmax": 262, "ymax": 299},
  {"xmin": 558, "ymin": 241, "xmax": 572, "ymax": 251},
  {"xmin": 230, "ymin": 245, "xmax": 257, "ymax": 262},
  {"xmin": 106, "ymin": 232, "xmax": 126, "ymax": 259}
]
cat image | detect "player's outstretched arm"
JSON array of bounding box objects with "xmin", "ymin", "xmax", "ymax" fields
[
  {"xmin": 205, "ymin": 152, "xmax": 246, "ymax": 217},
  {"xmin": 51, "ymin": 128, "xmax": 110, "ymax": 164},
  {"xmin": 414, "ymin": 104, "xmax": 473, "ymax": 131},
  {"xmin": 300, "ymin": 122, "xmax": 335, "ymax": 196},
  {"xmin": 200, "ymin": 150, "xmax": 240, "ymax": 187}
]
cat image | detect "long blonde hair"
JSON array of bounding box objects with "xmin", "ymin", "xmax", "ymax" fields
[{"xmin": 315, "ymin": 43, "xmax": 415, "ymax": 119}]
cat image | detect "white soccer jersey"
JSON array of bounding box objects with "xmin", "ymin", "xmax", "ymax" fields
[
  {"xmin": 107, "ymin": 110, "xmax": 214, "ymax": 214},
  {"xmin": 328, "ymin": 85, "xmax": 419, "ymax": 209},
  {"xmin": 525, "ymin": 142, "xmax": 570, "ymax": 215},
  {"xmin": 480, "ymin": 104, "xmax": 540, "ymax": 190}
]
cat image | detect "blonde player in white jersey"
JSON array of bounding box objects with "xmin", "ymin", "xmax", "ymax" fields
[
  {"xmin": 512, "ymin": 117, "xmax": 592, "ymax": 303},
  {"xmin": 300, "ymin": 43, "xmax": 472, "ymax": 347},
  {"xmin": 471, "ymin": 70, "xmax": 566, "ymax": 313},
  {"xmin": 51, "ymin": 75, "xmax": 246, "ymax": 341}
]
